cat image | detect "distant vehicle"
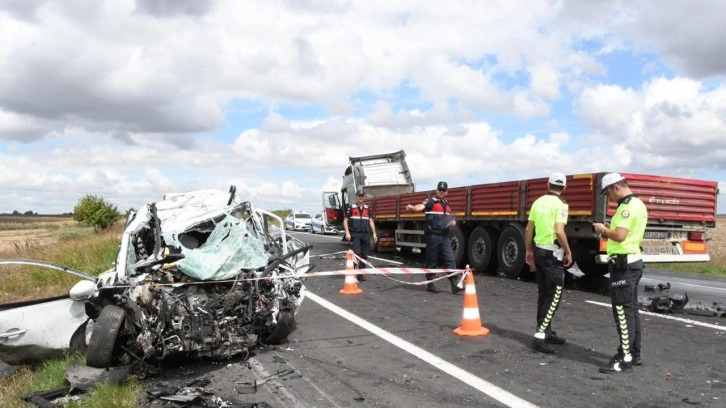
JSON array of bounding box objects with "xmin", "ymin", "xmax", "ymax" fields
[
  {"xmin": 285, "ymin": 212, "xmax": 312, "ymax": 231},
  {"xmin": 324, "ymin": 150, "xmax": 719, "ymax": 279},
  {"xmin": 311, "ymin": 212, "xmax": 341, "ymax": 235}
]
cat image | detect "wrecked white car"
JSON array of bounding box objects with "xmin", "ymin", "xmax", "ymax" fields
[
  {"xmin": 0, "ymin": 262, "xmax": 97, "ymax": 365},
  {"xmin": 1, "ymin": 187, "xmax": 312, "ymax": 368}
]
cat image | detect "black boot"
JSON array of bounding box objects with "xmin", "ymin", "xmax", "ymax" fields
[
  {"xmin": 545, "ymin": 331, "xmax": 566, "ymax": 345},
  {"xmin": 425, "ymin": 273, "xmax": 438, "ymax": 293},
  {"xmin": 632, "ymin": 348, "xmax": 642, "ymax": 366},
  {"xmin": 532, "ymin": 338, "xmax": 554, "ymax": 354},
  {"xmin": 427, "ymin": 283, "xmax": 440, "ymax": 293},
  {"xmin": 449, "ymin": 277, "xmax": 462, "ymax": 294},
  {"xmin": 601, "ymin": 351, "xmax": 633, "ymax": 374},
  {"xmin": 356, "ymin": 274, "xmax": 367, "ymax": 281}
]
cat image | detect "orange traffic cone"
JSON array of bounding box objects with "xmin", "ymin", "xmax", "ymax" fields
[
  {"xmin": 453, "ymin": 267, "xmax": 489, "ymax": 336},
  {"xmin": 339, "ymin": 250, "xmax": 363, "ymax": 295}
]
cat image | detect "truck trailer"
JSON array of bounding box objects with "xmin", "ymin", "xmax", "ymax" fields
[{"xmin": 322, "ymin": 151, "xmax": 719, "ymax": 278}]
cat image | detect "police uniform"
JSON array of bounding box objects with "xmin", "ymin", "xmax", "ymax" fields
[
  {"xmin": 529, "ymin": 192, "xmax": 569, "ymax": 345},
  {"xmin": 345, "ymin": 203, "xmax": 372, "ymax": 268},
  {"xmin": 421, "ymin": 183, "xmax": 460, "ymax": 294},
  {"xmin": 606, "ymin": 194, "xmax": 647, "ymax": 368},
  {"xmin": 423, "ymin": 196, "xmax": 456, "ymax": 272}
]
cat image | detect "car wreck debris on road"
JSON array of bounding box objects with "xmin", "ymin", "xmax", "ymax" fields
[
  {"xmin": 84, "ymin": 188, "xmax": 314, "ymax": 368},
  {"xmin": 0, "ymin": 187, "xmax": 313, "ymax": 370},
  {"xmin": 638, "ymin": 281, "xmax": 726, "ymax": 317}
]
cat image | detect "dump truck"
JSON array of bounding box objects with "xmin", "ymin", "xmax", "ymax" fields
[{"xmin": 322, "ymin": 150, "xmax": 719, "ymax": 278}]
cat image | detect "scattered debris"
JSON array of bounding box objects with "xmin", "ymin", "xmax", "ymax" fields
[
  {"xmin": 642, "ymin": 293, "xmax": 689, "ymax": 313},
  {"xmin": 21, "ymin": 364, "xmax": 132, "ymax": 407},
  {"xmin": 235, "ymin": 380, "xmax": 258, "ymax": 395},
  {"xmin": 644, "ymin": 282, "xmax": 671, "ymax": 292},
  {"xmin": 186, "ymin": 377, "xmax": 212, "ymax": 388},
  {"xmin": 65, "ymin": 364, "xmax": 130, "ymax": 392},
  {"xmin": 235, "ymin": 369, "xmax": 298, "ymax": 394},
  {"xmin": 22, "ymin": 386, "xmax": 74, "ymax": 408}
]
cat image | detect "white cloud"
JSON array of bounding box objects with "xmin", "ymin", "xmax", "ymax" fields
[{"xmin": 0, "ymin": 0, "xmax": 725, "ymax": 216}]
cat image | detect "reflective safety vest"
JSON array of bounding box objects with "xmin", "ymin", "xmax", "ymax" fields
[
  {"xmin": 607, "ymin": 195, "xmax": 647, "ymax": 255},
  {"xmin": 346, "ymin": 204, "xmax": 371, "ymax": 233},
  {"xmin": 528, "ymin": 192, "xmax": 568, "ymax": 246},
  {"xmin": 423, "ymin": 197, "xmax": 452, "ymax": 232}
]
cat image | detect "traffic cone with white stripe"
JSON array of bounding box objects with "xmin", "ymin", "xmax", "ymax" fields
[
  {"xmin": 339, "ymin": 250, "xmax": 363, "ymax": 295},
  {"xmin": 453, "ymin": 267, "xmax": 490, "ymax": 336}
]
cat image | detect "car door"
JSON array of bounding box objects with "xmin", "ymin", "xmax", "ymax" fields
[{"xmin": 0, "ymin": 278, "xmax": 96, "ymax": 365}]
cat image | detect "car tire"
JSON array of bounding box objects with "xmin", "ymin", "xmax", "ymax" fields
[
  {"xmin": 262, "ymin": 310, "xmax": 296, "ymax": 345},
  {"xmin": 86, "ymin": 305, "xmax": 126, "ymax": 368},
  {"xmin": 69, "ymin": 321, "xmax": 92, "ymax": 355}
]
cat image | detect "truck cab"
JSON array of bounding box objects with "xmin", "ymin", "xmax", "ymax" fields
[{"xmin": 322, "ymin": 150, "xmax": 415, "ymax": 244}]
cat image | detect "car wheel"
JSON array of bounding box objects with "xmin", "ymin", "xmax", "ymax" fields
[
  {"xmin": 69, "ymin": 320, "xmax": 93, "ymax": 355},
  {"xmin": 262, "ymin": 310, "xmax": 296, "ymax": 345},
  {"xmin": 86, "ymin": 305, "xmax": 126, "ymax": 368}
]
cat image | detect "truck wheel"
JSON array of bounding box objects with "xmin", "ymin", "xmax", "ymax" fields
[
  {"xmin": 468, "ymin": 227, "xmax": 496, "ymax": 273},
  {"xmin": 449, "ymin": 225, "xmax": 467, "ymax": 267},
  {"xmin": 497, "ymin": 224, "xmax": 527, "ymax": 278},
  {"xmin": 573, "ymin": 241, "xmax": 609, "ymax": 277},
  {"xmin": 86, "ymin": 305, "xmax": 126, "ymax": 368}
]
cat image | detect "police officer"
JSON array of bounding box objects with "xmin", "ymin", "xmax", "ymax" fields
[
  {"xmin": 405, "ymin": 181, "xmax": 461, "ymax": 294},
  {"xmin": 593, "ymin": 173, "xmax": 647, "ymax": 374},
  {"xmin": 344, "ymin": 190, "xmax": 377, "ymax": 281},
  {"xmin": 525, "ymin": 172, "xmax": 573, "ymax": 354}
]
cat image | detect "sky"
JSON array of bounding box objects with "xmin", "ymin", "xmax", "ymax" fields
[{"xmin": 1, "ymin": 0, "xmax": 724, "ymax": 216}]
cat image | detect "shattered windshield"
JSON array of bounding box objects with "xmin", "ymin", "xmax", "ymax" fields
[{"xmin": 163, "ymin": 213, "xmax": 269, "ymax": 280}]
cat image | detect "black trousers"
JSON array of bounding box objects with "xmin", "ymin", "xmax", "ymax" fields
[
  {"xmin": 534, "ymin": 247, "xmax": 565, "ymax": 334},
  {"xmin": 350, "ymin": 232, "xmax": 370, "ymax": 269},
  {"xmin": 424, "ymin": 234, "xmax": 456, "ymax": 281},
  {"xmin": 609, "ymin": 259, "xmax": 643, "ymax": 355}
]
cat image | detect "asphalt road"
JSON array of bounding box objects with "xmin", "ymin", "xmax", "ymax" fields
[{"xmin": 143, "ymin": 232, "xmax": 726, "ymax": 408}]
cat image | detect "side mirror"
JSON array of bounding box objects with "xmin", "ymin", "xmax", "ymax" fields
[{"xmin": 69, "ymin": 280, "xmax": 97, "ymax": 301}]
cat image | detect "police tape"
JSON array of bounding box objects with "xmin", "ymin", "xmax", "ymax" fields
[
  {"xmin": 351, "ymin": 252, "xmax": 467, "ymax": 287},
  {"xmin": 315, "ymin": 250, "xmax": 404, "ymax": 265},
  {"xmin": 316, "ymin": 267, "xmax": 468, "ymax": 287},
  {"xmin": 300, "ymin": 267, "xmax": 464, "ymax": 278},
  {"xmin": 84, "ymin": 267, "xmax": 467, "ymax": 289}
]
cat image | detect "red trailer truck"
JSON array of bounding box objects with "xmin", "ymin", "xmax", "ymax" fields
[{"xmin": 323, "ymin": 151, "xmax": 719, "ymax": 278}]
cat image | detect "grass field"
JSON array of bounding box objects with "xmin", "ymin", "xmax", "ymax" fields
[{"xmin": 0, "ymin": 216, "xmax": 121, "ymax": 303}]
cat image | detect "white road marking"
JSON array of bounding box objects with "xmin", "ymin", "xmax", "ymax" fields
[
  {"xmin": 585, "ymin": 300, "xmax": 725, "ymax": 331},
  {"xmin": 640, "ymin": 277, "xmax": 726, "ymax": 292},
  {"xmin": 248, "ymin": 357, "xmax": 310, "ymax": 408},
  {"xmin": 307, "ymin": 291, "xmax": 539, "ymax": 408}
]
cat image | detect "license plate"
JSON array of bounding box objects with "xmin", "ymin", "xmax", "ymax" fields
[
  {"xmin": 644, "ymin": 231, "xmax": 669, "ymax": 239},
  {"xmin": 642, "ymin": 246, "xmax": 679, "ymax": 255}
]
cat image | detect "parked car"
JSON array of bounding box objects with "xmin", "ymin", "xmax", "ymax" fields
[
  {"xmin": 311, "ymin": 212, "xmax": 341, "ymax": 235},
  {"xmin": 0, "ymin": 187, "xmax": 312, "ymax": 367},
  {"xmin": 285, "ymin": 212, "xmax": 312, "ymax": 231}
]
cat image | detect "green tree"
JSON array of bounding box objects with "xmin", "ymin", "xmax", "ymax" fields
[{"xmin": 73, "ymin": 194, "xmax": 121, "ymax": 231}]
